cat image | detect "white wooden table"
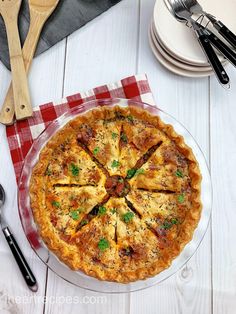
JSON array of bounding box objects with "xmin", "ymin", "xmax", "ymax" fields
[{"xmin": 0, "ymin": 0, "xmax": 236, "ymax": 313}]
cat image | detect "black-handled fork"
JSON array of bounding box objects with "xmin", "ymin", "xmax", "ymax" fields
[
  {"xmin": 180, "ymin": 0, "xmax": 236, "ymax": 49},
  {"xmin": 192, "ymin": 25, "xmax": 229, "ymax": 86},
  {"xmin": 0, "ymin": 184, "xmax": 38, "ymax": 292},
  {"xmin": 206, "ymin": 15, "xmax": 236, "ymax": 50},
  {"xmin": 195, "ymin": 21, "xmax": 236, "ymax": 68},
  {"xmin": 2, "ymin": 227, "xmax": 38, "ymax": 291}
]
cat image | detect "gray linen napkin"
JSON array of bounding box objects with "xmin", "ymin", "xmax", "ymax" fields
[{"xmin": 0, "ymin": 0, "xmax": 121, "ymax": 70}]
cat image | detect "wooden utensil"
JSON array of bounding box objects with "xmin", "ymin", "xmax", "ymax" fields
[
  {"xmin": 0, "ymin": 0, "xmax": 59, "ymax": 125},
  {"xmin": 0, "ymin": 0, "xmax": 32, "ymax": 122}
]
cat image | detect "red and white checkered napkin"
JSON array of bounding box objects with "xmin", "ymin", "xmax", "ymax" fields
[{"xmin": 6, "ymin": 74, "xmax": 155, "ymax": 183}]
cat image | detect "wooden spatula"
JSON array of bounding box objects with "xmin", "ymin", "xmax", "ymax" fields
[
  {"xmin": 0, "ymin": 0, "xmax": 32, "ymax": 122},
  {"xmin": 0, "ymin": 0, "xmax": 59, "ymax": 125}
]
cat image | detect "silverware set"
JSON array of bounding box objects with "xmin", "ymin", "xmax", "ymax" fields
[{"xmin": 165, "ymin": 0, "xmax": 236, "ymax": 88}]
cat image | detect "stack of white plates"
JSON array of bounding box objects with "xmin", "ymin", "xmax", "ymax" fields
[{"xmin": 150, "ymin": 0, "xmax": 236, "ymax": 77}]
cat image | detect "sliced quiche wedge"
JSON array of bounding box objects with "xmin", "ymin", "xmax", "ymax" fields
[
  {"xmin": 71, "ymin": 111, "xmax": 122, "ymax": 176},
  {"xmin": 129, "ymin": 141, "xmax": 191, "ymax": 192},
  {"xmin": 45, "ymin": 137, "xmax": 106, "ymax": 187},
  {"xmin": 72, "ymin": 211, "xmax": 120, "ymax": 275},
  {"xmin": 45, "ymin": 185, "xmax": 107, "ymax": 236},
  {"xmin": 109, "ymin": 198, "xmax": 159, "ymax": 266}
]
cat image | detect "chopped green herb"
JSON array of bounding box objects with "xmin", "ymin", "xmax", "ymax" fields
[
  {"xmin": 120, "ymin": 132, "xmax": 128, "ymax": 143},
  {"xmin": 123, "ymin": 212, "xmax": 134, "ymax": 223},
  {"xmin": 93, "ymin": 147, "xmax": 100, "ymax": 155},
  {"xmin": 69, "ymin": 163, "xmax": 80, "ymax": 176},
  {"xmin": 98, "ymin": 238, "xmax": 109, "ymax": 251},
  {"xmin": 175, "ymin": 169, "xmax": 184, "ymax": 178},
  {"xmin": 171, "ymin": 218, "xmax": 179, "ymax": 225},
  {"xmin": 110, "ymin": 208, "xmax": 117, "ymax": 214},
  {"xmin": 126, "ymin": 247, "xmax": 131, "ymax": 253},
  {"xmin": 111, "ymin": 160, "xmax": 120, "ymax": 168},
  {"xmin": 98, "ymin": 206, "xmax": 106, "ymax": 216},
  {"xmin": 162, "ymin": 221, "xmax": 172, "ymax": 230},
  {"xmin": 112, "ymin": 132, "xmax": 118, "ymax": 140},
  {"xmin": 69, "ymin": 195, "xmax": 76, "ymax": 201},
  {"xmin": 69, "ymin": 210, "xmax": 80, "ymax": 220},
  {"xmin": 178, "ymin": 194, "xmax": 185, "ymax": 203},
  {"xmin": 45, "ymin": 166, "xmax": 52, "ymax": 176},
  {"xmin": 127, "ymin": 115, "xmax": 134, "ymax": 122},
  {"xmin": 125, "ymin": 247, "xmax": 131, "ymax": 255},
  {"xmin": 80, "ymin": 219, "xmax": 88, "ymax": 227},
  {"xmin": 161, "ymin": 218, "xmax": 179, "ymax": 230},
  {"xmin": 136, "ymin": 168, "xmax": 145, "ymax": 175},
  {"xmin": 51, "ymin": 201, "xmax": 60, "ymax": 208},
  {"xmin": 126, "ymin": 168, "xmax": 144, "ymax": 178},
  {"xmin": 118, "ymin": 177, "xmax": 124, "ymax": 183},
  {"xmin": 126, "ymin": 169, "xmax": 136, "ymax": 179}
]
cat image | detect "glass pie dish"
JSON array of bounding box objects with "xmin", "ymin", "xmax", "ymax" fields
[{"xmin": 18, "ymin": 98, "xmax": 212, "ymax": 293}]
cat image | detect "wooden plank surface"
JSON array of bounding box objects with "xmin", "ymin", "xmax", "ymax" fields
[{"xmin": 210, "ymin": 64, "xmax": 236, "ymax": 314}]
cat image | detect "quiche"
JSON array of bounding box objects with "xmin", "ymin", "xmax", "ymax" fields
[{"xmin": 30, "ymin": 105, "xmax": 202, "ymax": 283}]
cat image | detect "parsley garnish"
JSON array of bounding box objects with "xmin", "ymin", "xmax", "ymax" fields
[
  {"xmin": 69, "ymin": 163, "xmax": 80, "ymax": 176},
  {"xmin": 136, "ymin": 168, "xmax": 145, "ymax": 175},
  {"xmin": 161, "ymin": 218, "xmax": 179, "ymax": 230},
  {"xmin": 69, "ymin": 210, "xmax": 80, "ymax": 220},
  {"xmin": 127, "ymin": 115, "xmax": 134, "ymax": 122},
  {"xmin": 178, "ymin": 194, "xmax": 185, "ymax": 203},
  {"xmin": 120, "ymin": 132, "xmax": 128, "ymax": 143},
  {"xmin": 93, "ymin": 147, "xmax": 100, "ymax": 155},
  {"xmin": 162, "ymin": 221, "xmax": 172, "ymax": 230},
  {"xmin": 171, "ymin": 218, "xmax": 179, "ymax": 225},
  {"xmin": 51, "ymin": 201, "xmax": 60, "ymax": 208},
  {"xmin": 123, "ymin": 212, "xmax": 134, "ymax": 223},
  {"xmin": 126, "ymin": 168, "xmax": 144, "ymax": 178},
  {"xmin": 175, "ymin": 170, "xmax": 184, "ymax": 178},
  {"xmin": 98, "ymin": 238, "xmax": 109, "ymax": 251},
  {"xmin": 111, "ymin": 160, "xmax": 120, "ymax": 168},
  {"xmin": 126, "ymin": 169, "xmax": 136, "ymax": 179},
  {"xmin": 80, "ymin": 219, "xmax": 88, "ymax": 226},
  {"xmin": 45, "ymin": 166, "xmax": 52, "ymax": 176},
  {"xmin": 125, "ymin": 247, "xmax": 131, "ymax": 255},
  {"xmin": 110, "ymin": 208, "xmax": 117, "ymax": 214},
  {"xmin": 112, "ymin": 132, "xmax": 118, "ymax": 139},
  {"xmin": 98, "ymin": 206, "xmax": 106, "ymax": 216}
]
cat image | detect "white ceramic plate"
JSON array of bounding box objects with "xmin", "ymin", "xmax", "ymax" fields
[
  {"xmin": 149, "ymin": 24, "xmax": 214, "ymax": 77},
  {"xmin": 151, "ymin": 21, "xmax": 214, "ymax": 72},
  {"xmin": 153, "ymin": 0, "xmax": 236, "ymax": 66}
]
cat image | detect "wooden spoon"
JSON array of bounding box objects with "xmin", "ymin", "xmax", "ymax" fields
[
  {"xmin": 0, "ymin": 0, "xmax": 59, "ymax": 125},
  {"xmin": 0, "ymin": 0, "xmax": 32, "ymax": 122}
]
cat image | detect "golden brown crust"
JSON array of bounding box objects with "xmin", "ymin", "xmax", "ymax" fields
[{"xmin": 30, "ymin": 105, "xmax": 202, "ymax": 283}]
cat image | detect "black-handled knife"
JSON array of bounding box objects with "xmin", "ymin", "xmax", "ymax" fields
[
  {"xmin": 206, "ymin": 15, "xmax": 236, "ymax": 49},
  {"xmin": 207, "ymin": 32, "xmax": 236, "ymax": 68},
  {"xmin": 195, "ymin": 22, "xmax": 236, "ymax": 68},
  {"xmin": 194, "ymin": 27, "xmax": 230, "ymax": 87},
  {"xmin": 3, "ymin": 226, "xmax": 38, "ymax": 292}
]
